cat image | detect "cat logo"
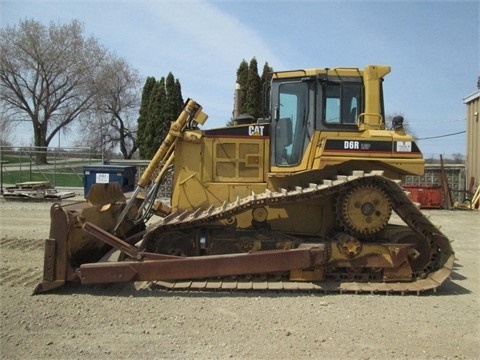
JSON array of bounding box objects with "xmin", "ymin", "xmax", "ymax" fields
[{"xmin": 248, "ymin": 125, "xmax": 265, "ymax": 136}]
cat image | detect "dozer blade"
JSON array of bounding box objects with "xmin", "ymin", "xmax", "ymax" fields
[{"xmin": 33, "ymin": 183, "xmax": 145, "ymax": 294}]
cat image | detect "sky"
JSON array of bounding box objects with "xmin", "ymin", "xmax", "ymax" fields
[{"xmin": 1, "ymin": 0, "xmax": 479, "ymax": 157}]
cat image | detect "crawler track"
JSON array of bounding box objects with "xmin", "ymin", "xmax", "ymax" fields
[{"xmin": 144, "ymin": 171, "xmax": 455, "ymax": 294}]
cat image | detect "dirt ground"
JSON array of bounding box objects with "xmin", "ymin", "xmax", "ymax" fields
[{"xmin": 0, "ymin": 198, "xmax": 479, "ymax": 360}]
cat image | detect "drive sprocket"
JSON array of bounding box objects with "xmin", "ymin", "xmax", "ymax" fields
[{"xmin": 337, "ymin": 183, "xmax": 392, "ymax": 235}]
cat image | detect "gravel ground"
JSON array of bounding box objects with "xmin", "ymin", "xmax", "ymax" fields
[{"xmin": 0, "ymin": 198, "xmax": 479, "ymax": 359}]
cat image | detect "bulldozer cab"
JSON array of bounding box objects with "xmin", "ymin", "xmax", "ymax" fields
[
  {"xmin": 270, "ymin": 66, "xmax": 381, "ymax": 168},
  {"xmin": 268, "ymin": 65, "xmax": 423, "ymax": 178}
]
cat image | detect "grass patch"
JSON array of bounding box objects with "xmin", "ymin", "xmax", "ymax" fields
[
  {"xmin": 1, "ymin": 154, "xmax": 31, "ymax": 165},
  {"xmin": 2, "ymin": 169, "xmax": 83, "ymax": 187}
]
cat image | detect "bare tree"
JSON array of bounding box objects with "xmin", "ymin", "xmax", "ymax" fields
[
  {"xmin": 72, "ymin": 112, "xmax": 107, "ymax": 157},
  {"xmin": 94, "ymin": 56, "xmax": 141, "ymax": 159},
  {"xmin": 0, "ymin": 110, "xmax": 15, "ymax": 146},
  {"xmin": 0, "ymin": 19, "xmax": 108, "ymax": 164},
  {"xmin": 74, "ymin": 56, "xmax": 141, "ymax": 159}
]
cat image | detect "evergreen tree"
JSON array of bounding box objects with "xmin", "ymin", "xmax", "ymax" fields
[
  {"xmin": 232, "ymin": 58, "xmax": 274, "ymax": 125},
  {"xmin": 173, "ymin": 79, "xmax": 184, "ymax": 116},
  {"xmin": 137, "ymin": 77, "xmax": 157, "ymax": 159},
  {"xmin": 245, "ymin": 57, "xmax": 262, "ymax": 119},
  {"xmin": 137, "ymin": 73, "xmax": 184, "ymax": 159},
  {"xmin": 164, "ymin": 72, "xmax": 184, "ymax": 132},
  {"xmin": 142, "ymin": 80, "xmax": 161, "ymax": 159},
  {"xmin": 152, "ymin": 78, "xmax": 167, "ymax": 157},
  {"xmin": 236, "ymin": 59, "xmax": 249, "ymax": 115},
  {"xmin": 260, "ymin": 62, "xmax": 273, "ymax": 117}
]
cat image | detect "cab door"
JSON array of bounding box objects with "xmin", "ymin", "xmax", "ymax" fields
[{"xmin": 270, "ymin": 80, "xmax": 314, "ymax": 171}]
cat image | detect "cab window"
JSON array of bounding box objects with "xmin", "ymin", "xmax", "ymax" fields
[
  {"xmin": 324, "ymin": 83, "xmax": 362, "ymax": 125},
  {"xmin": 275, "ymin": 82, "xmax": 308, "ymax": 166}
]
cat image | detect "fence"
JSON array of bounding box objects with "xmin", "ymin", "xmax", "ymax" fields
[{"xmin": 0, "ymin": 146, "xmax": 100, "ymax": 192}]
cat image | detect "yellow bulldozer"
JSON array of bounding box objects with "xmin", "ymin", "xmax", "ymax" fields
[{"xmin": 34, "ymin": 65, "xmax": 454, "ymax": 295}]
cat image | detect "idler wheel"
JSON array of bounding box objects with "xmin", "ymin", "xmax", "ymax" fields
[{"xmin": 389, "ymin": 228, "xmax": 436, "ymax": 278}]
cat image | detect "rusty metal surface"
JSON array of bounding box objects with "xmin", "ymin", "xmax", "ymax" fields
[
  {"xmin": 78, "ymin": 246, "xmax": 326, "ymax": 284},
  {"xmin": 404, "ymin": 185, "xmax": 443, "ymax": 209},
  {"xmin": 33, "ymin": 204, "xmax": 71, "ymax": 294},
  {"xmin": 149, "ymin": 253, "xmax": 454, "ymax": 295},
  {"xmin": 85, "ymin": 182, "xmax": 126, "ymax": 206},
  {"xmin": 82, "ymin": 222, "xmax": 143, "ymax": 260}
]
